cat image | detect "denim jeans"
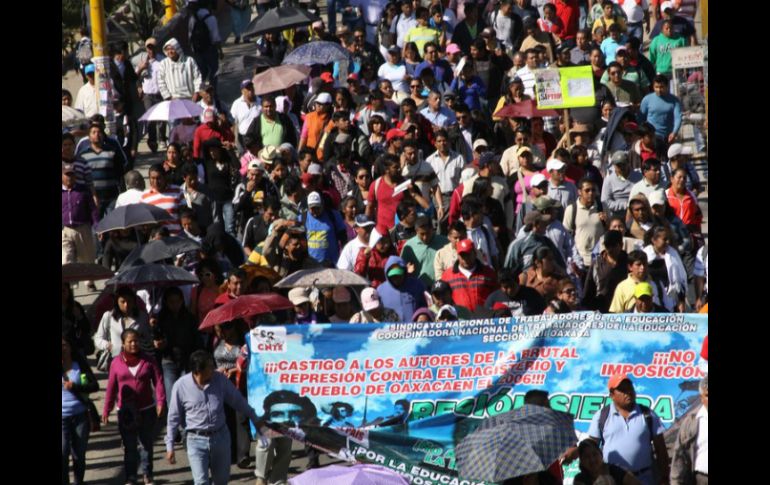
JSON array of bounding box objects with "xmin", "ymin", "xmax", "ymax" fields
[
  {"xmin": 213, "ymin": 201, "xmax": 236, "ymax": 237},
  {"xmin": 161, "ymin": 361, "xmax": 181, "ymax": 408},
  {"xmin": 231, "ymin": 7, "xmax": 251, "ymax": 38},
  {"xmin": 327, "ymin": 0, "xmax": 337, "ymax": 34},
  {"xmin": 62, "ymin": 411, "xmax": 90, "ymax": 485},
  {"xmin": 118, "ymin": 407, "xmax": 157, "ymax": 482},
  {"xmin": 627, "ymin": 22, "xmax": 644, "ymax": 42},
  {"xmin": 187, "ymin": 426, "xmax": 232, "ymax": 485}
]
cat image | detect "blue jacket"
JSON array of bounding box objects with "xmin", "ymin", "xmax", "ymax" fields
[
  {"xmin": 301, "ymin": 209, "xmax": 346, "ymax": 265},
  {"xmin": 376, "ymin": 256, "xmax": 427, "ymax": 322}
]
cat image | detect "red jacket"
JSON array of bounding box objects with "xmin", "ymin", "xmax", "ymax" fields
[
  {"xmin": 354, "ymin": 246, "xmax": 396, "ymax": 288},
  {"xmin": 193, "ymin": 123, "xmax": 235, "ymax": 159},
  {"xmin": 555, "ymin": 0, "xmax": 579, "ymax": 40},
  {"xmin": 666, "ymin": 188, "xmax": 702, "ymax": 229},
  {"xmin": 448, "ymin": 183, "xmax": 465, "ymax": 226},
  {"xmin": 103, "ymin": 353, "xmax": 165, "ymax": 418},
  {"xmin": 441, "ymin": 262, "xmax": 499, "ymax": 312}
]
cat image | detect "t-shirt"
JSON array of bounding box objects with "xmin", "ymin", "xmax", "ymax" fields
[
  {"xmin": 303, "ymin": 210, "xmax": 345, "ymax": 265},
  {"xmin": 404, "ymin": 25, "xmax": 440, "ymax": 55},
  {"xmin": 368, "ymin": 177, "xmax": 404, "ymax": 230},
  {"xmin": 378, "ymin": 62, "xmax": 408, "ymax": 93},
  {"xmin": 260, "ymin": 114, "xmax": 285, "ymax": 147}
]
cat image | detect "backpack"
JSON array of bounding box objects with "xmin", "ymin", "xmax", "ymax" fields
[
  {"xmin": 76, "ymin": 38, "xmax": 93, "ymax": 66},
  {"xmin": 189, "ymin": 9, "xmax": 214, "ymax": 54},
  {"xmin": 597, "ymin": 403, "xmax": 654, "ymax": 447},
  {"xmin": 568, "ymin": 199, "xmax": 604, "ymax": 234}
]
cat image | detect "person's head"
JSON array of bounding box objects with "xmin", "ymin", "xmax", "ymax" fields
[
  {"xmin": 606, "ymin": 61, "xmax": 623, "ymax": 85},
  {"xmin": 602, "ymin": 229, "xmax": 624, "ymax": 259},
  {"xmin": 533, "ymin": 246, "xmax": 556, "ymax": 276},
  {"xmin": 111, "ymin": 41, "xmax": 128, "ymax": 62},
  {"xmin": 382, "ymin": 154, "xmax": 401, "ymax": 180},
  {"xmin": 671, "ymin": 167, "xmax": 688, "ymax": 193},
  {"xmin": 653, "ymin": 74, "xmax": 669, "ymax": 96},
  {"xmin": 460, "ymin": 196, "xmax": 483, "ymax": 229},
  {"xmin": 288, "ymin": 287, "xmax": 312, "ymax": 317},
  {"xmin": 361, "ymin": 287, "xmax": 384, "ymax": 316},
  {"xmin": 512, "ymin": 51, "xmax": 526, "ymax": 70},
  {"xmin": 430, "ymin": 280, "xmax": 453, "ymax": 307},
  {"xmin": 576, "ymin": 29, "xmax": 590, "ymax": 50},
  {"xmin": 523, "ymin": 389, "xmax": 550, "ymax": 407},
  {"xmin": 148, "ymin": 163, "xmax": 168, "ymax": 192},
  {"xmin": 577, "ymin": 178, "xmax": 597, "ymax": 205},
  {"xmin": 602, "ymin": 0, "xmax": 614, "ymax": 17},
  {"xmin": 557, "ymin": 278, "xmax": 579, "ymax": 308},
  {"xmin": 601, "ymin": 99, "xmax": 616, "ymax": 120},
  {"xmin": 179, "ymin": 207, "xmax": 200, "ymax": 236},
  {"xmin": 409, "ymin": 77, "xmax": 424, "ymax": 97},
  {"xmin": 641, "ymin": 158, "xmax": 662, "ymax": 185},
  {"xmin": 611, "ymin": 151, "xmax": 631, "ymax": 178},
  {"xmin": 190, "ymin": 350, "xmax": 216, "ymax": 387},
  {"xmin": 227, "ymin": 269, "xmax": 246, "ymax": 297},
  {"xmin": 62, "ymin": 88, "xmax": 73, "ymax": 107},
  {"xmin": 590, "ymin": 47, "xmax": 604, "ymax": 68},
  {"xmin": 608, "ymin": 373, "xmax": 636, "ymax": 410},
  {"xmin": 627, "ymin": 250, "xmax": 649, "ymax": 280},
  {"xmin": 577, "ymin": 439, "xmax": 605, "ymax": 477},
  {"xmin": 260, "ymin": 96, "xmax": 277, "ymax": 120},
  {"xmin": 437, "ymin": 305, "xmax": 458, "ymax": 321},
  {"xmin": 386, "ymin": 260, "xmax": 407, "ymax": 287},
  {"xmin": 414, "ymin": 215, "xmax": 434, "ymax": 244},
  {"xmin": 454, "ymin": 103, "xmax": 471, "ymax": 128},
  {"xmin": 387, "ymin": 45, "xmax": 402, "ymax": 64},
  {"xmin": 121, "ymin": 328, "xmax": 141, "ymax": 355},
  {"xmin": 181, "ymin": 162, "xmax": 199, "ymax": 190},
  {"xmin": 88, "ymin": 122, "xmax": 104, "ymax": 146},
  {"xmin": 61, "ymin": 160, "xmax": 77, "ymax": 187},
  {"xmin": 161, "ymin": 287, "xmax": 186, "ymax": 316},
  {"xmin": 113, "ymin": 287, "xmax": 137, "ymax": 319},
  {"xmin": 379, "ymin": 79, "xmax": 395, "ymax": 99},
  {"xmin": 525, "ymin": 48, "xmax": 539, "ymax": 69},
  {"xmin": 499, "ymin": 269, "xmax": 521, "ymax": 298},
  {"xmin": 457, "ymin": 238, "xmax": 478, "ymax": 270},
  {"xmin": 649, "ymin": 225, "xmax": 670, "ymax": 253},
  {"xmin": 662, "ymin": 19, "xmax": 674, "ymax": 38},
  {"xmin": 402, "ymin": 140, "xmax": 418, "ymax": 165},
  {"xmin": 401, "ymin": 0, "xmax": 414, "ymax": 16},
  {"xmin": 629, "ymin": 197, "xmax": 651, "ymax": 224},
  {"xmin": 332, "ymin": 110, "xmax": 351, "ymax": 133},
  {"xmin": 633, "ymin": 282, "xmax": 655, "ymax": 313},
  {"xmin": 607, "ymin": 22, "xmax": 621, "ymax": 41},
  {"xmin": 464, "ymin": 1, "xmax": 478, "ymax": 21},
  {"xmin": 314, "ymin": 92, "xmax": 333, "ymax": 114},
  {"xmin": 546, "ymin": 159, "xmax": 566, "ymax": 185},
  {"xmin": 699, "ymin": 375, "xmax": 708, "ymax": 410},
  {"xmin": 625, "ymin": 36, "xmax": 642, "ymax": 59}
]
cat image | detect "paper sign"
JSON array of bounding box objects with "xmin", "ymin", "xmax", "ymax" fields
[{"xmin": 534, "ymin": 66, "xmax": 596, "ymax": 110}]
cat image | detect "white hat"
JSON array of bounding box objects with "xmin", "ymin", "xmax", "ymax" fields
[
  {"xmin": 315, "ymin": 92, "xmax": 333, "ymax": 104},
  {"xmin": 288, "ymin": 287, "xmax": 310, "ymax": 306},
  {"xmin": 546, "ymin": 159, "xmax": 566, "ymax": 172},
  {"xmin": 667, "ymin": 143, "xmax": 693, "ymax": 158},
  {"xmin": 247, "ymin": 160, "xmax": 261, "ymax": 171},
  {"xmin": 647, "ymin": 190, "xmax": 667, "ymax": 207},
  {"xmin": 660, "ymin": 1, "xmax": 675, "ymax": 14},
  {"xmin": 472, "ymin": 139, "xmax": 488, "ymax": 151},
  {"xmin": 529, "ymin": 173, "xmax": 548, "ymax": 189},
  {"xmin": 308, "ymin": 163, "xmax": 323, "ymax": 175},
  {"xmin": 437, "ymin": 304, "xmax": 458, "ymax": 318},
  {"xmin": 308, "ymin": 191, "xmax": 323, "ymax": 207},
  {"xmin": 361, "ymin": 287, "xmax": 382, "ymax": 311}
]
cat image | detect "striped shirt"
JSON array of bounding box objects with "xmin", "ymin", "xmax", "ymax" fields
[
  {"xmin": 141, "ymin": 185, "xmax": 184, "ymax": 234},
  {"xmin": 77, "ymin": 147, "xmax": 125, "ymax": 200},
  {"xmin": 66, "ymin": 158, "xmax": 93, "ymax": 190},
  {"xmin": 156, "ymin": 55, "xmax": 203, "ymax": 100},
  {"xmin": 515, "ymin": 66, "xmax": 537, "ymax": 98}
]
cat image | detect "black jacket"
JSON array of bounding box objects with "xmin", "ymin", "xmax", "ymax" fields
[
  {"xmin": 447, "ymin": 120, "xmax": 494, "ymax": 155},
  {"xmin": 244, "ymin": 113, "xmax": 298, "ymax": 150},
  {"xmin": 453, "ymin": 19, "xmax": 487, "ymax": 55}
]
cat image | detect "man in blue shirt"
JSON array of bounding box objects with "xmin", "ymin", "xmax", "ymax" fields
[
  {"xmin": 640, "ymin": 75, "xmax": 682, "ymax": 156},
  {"xmin": 300, "ymin": 191, "xmax": 347, "ymax": 266},
  {"xmin": 166, "ymin": 351, "xmax": 266, "ymax": 485},
  {"xmin": 586, "ymin": 374, "xmax": 670, "ymax": 485}
]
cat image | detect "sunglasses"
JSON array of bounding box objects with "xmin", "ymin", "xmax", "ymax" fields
[{"xmin": 410, "ymin": 85, "xmax": 421, "ymax": 89}]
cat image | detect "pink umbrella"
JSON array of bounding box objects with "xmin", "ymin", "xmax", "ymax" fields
[
  {"xmin": 289, "ymin": 464, "xmax": 409, "ymax": 485},
  {"xmin": 252, "ymin": 64, "xmax": 311, "ymax": 96}
]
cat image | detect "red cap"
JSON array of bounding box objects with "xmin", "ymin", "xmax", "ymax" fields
[
  {"xmin": 457, "ymin": 239, "xmax": 474, "ymax": 254},
  {"xmin": 607, "ymin": 373, "xmax": 631, "ymax": 390},
  {"xmin": 623, "ymin": 121, "xmax": 639, "ymax": 133},
  {"xmin": 492, "ymin": 302, "xmax": 509, "ymax": 311},
  {"xmin": 320, "ymin": 72, "xmax": 334, "ymax": 83},
  {"xmin": 386, "ymin": 128, "xmax": 407, "ymax": 142},
  {"xmin": 347, "ymin": 73, "xmax": 359, "ymax": 82},
  {"xmin": 300, "ymin": 172, "xmax": 315, "ymax": 187}
]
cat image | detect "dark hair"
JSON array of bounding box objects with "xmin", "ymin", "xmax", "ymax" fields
[
  {"xmin": 178, "ymin": 207, "xmax": 196, "ymax": 222},
  {"xmin": 543, "ymin": 3, "xmax": 556, "ymax": 13},
  {"xmin": 533, "ymin": 246, "xmax": 554, "ymax": 263},
  {"xmin": 577, "ymin": 177, "xmax": 596, "ymax": 191},
  {"xmin": 394, "ymin": 399, "xmax": 410, "ymax": 411},
  {"xmin": 112, "ymin": 287, "xmax": 139, "ymax": 320},
  {"xmin": 642, "ymin": 158, "xmax": 661, "ymax": 172},
  {"xmin": 228, "ymin": 268, "xmax": 247, "ymax": 281},
  {"xmin": 381, "ymin": 153, "xmax": 400, "ymax": 169},
  {"xmin": 645, "ymin": 225, "xmax": 670, "ymax": 246},
  {"xmin": 196, "ymin": 257, "xmax": 224, "ymax": 284},
  {"xmin": 638, "ymin": 122, "xmax": 656, "ymax": 138},
  {"xmin": 396, "ymin": 199, "xmax": 418, "ymax": 219},
  {"xmin": 453, "ymin": 102, "xmax": 470, "ymax": 114},
  {"xmin": 263, "ymin": 196, "xmax": 281, "ymax": 213},
  {"xmin": 402, "ymin": 139, "xmax": 418, "ymax": 150},
  {"xmin": 148, "ymin": 163, "xmax": 165, "ymax": 176},
  {"xmin": 570, "ymin": 145, "xmax": 588, "ymax": 159},
  {"xmin": 626, "ymin": 36, "xmax": 642, "ymax": 51},
  {"xmin": 449, "ymin": 220, "xmax": 467, "ymax": 236},
  {"xmin": 263, "ymin": 390, "xmax": 317, "ymax": 420},
  {"xmin": 189, "ymin": 350, "xmax": 215, "ymax": 374},
  {"xmin": 472, "ymin": 38, "xmax": 487, "ymax": 53},
  {"xmin": 62, "ymin": 132, "xmax": 76, "ymax": 144},
  {"xmin": 332, "ymin": 110, "xmax": 349, "ymax": 121},
  {"xmin": 120, "ymin": 328, "xmax": 140, "ymax": 343},
  {"xmin": 460, "ymin": 196, "xmax": 483, "ymax": 220},
  {"xmin": 578, "ymin": 438, "xmax": 602, "ymax": 461},
  {"xmin": 604, "ymin": 230, "xmax": 623, "ymax": 248},
  {"xmin": 472, "ymin": 177, "xmax": 492, "ymax": 199},
  {"xmin": 415, "ymin": 6, "xmax": 429, "ymax": 17},
  {"xmin": 653, "ymin": 74, "xmax": 669, "ymax": 85},
  {"xmin": 401, "ymin": 97, "xmax": 418, "ymax": 109},
  {"xmin": 159, "ymin": 286, "xmax": 193, "ymax": 320},
  {"xmin": 607, "ymin": 61, "xmax": 622, "ymax": 71},
  {"xmin": 498, "ymin": 268, "xmax": 521, "ymax": 284},
  {"xmin": 283, "ymin": 175, "xmax": 302, "ymax": 196},
  {"xmin": 62, "ymin": 89, "xmax": 73, "ymax": 99},
  {"xmin": 524, "ymin": 389, "xmax": 550, "ymax": 406},
  {"xmin": 298, "ymin": 148, "xmax": 317, "ymax": 162},
  {"xmin": 415, "ymin": 215, "xmax": 432, "ymax": 230},
  {"xmin": 150, "ymin": 226, "xmax": 170, "ymax": 239},
  {"xmin": 627, "ymin": 249, "xmax": 648, "ymax": 266},
  {"xmin": 608, "ymin": 23, "xmax": 621, "ymax": 33},
  {"xmin": 554, "ymin": 147, "xmax": 571, "ymax": 162},
  {"xmin": 181, "ymin": 162, "xmax": 199, "ymax": 178}
]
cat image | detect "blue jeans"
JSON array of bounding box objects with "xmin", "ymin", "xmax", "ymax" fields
[
  {"xmin": 62, "ymin": 411, "xmax": 90, "ymax": 485},
  {"xmin": 118, "ymin": 407, "xmax": 157, "ymax": 482},
  {"xmin": 231, "ymin": 7, "xmax": 251, "ymax": 38},
  {"xmin": 187, "ymin": 427, "xmax": 232, "ymax": 485},
  {"xmin": 161, "ymin": 361, "xmax": 181, "ymax": 408},
  {"xmin": 627, "ymin": 22, "xmax": 644, "ymax": 42},
  {"xmin": 327, "ymin": 0, "xmax": 337, "ymax": 34},
  {"xmin": 213, "ymin": 201, "xmax": 236, "ymax": 237}
]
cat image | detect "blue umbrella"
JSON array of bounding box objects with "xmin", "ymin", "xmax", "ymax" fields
[
  {"xmin": 455, "ymin": 405, "xmax": 577, "ymax": 482},
  {"xmin": 282, "ymin": 41, "xmax": 350, "ymax": 66}
]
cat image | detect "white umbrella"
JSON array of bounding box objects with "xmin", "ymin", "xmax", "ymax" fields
[
  {"xmin": 62, "ymin": 106, "xmax": 88, "ymax": 129},
  {"xmin": 138, "ymin": 99, "xmax": 204, "ymax": 123}
]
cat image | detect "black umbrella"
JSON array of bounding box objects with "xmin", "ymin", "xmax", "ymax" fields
[
  {"xmin": 106, "ymin": 264, "xmax": 199, "ymax": 289},
  {"xmin": 219, "ymin": 54, "xmax": 277, "ymax": 75},
  {"xmin": 94, "ymin": 203, "xmax": 174, "ymax": 234},
  {"xmin": 599, "ymin": 106, "xmax": 633, "ymax": 163},
  {"xmin": 152, "ymin": 12, "xmax": 192, "ymax": 54},
  {"xmin": 118, "ymin": 237, "xmax": 202, "ymax": 271},
  {"xmin": 242, "ymin": 6, "xmax": 320, "ymax": 37}
]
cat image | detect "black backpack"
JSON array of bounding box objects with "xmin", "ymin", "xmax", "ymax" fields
[{"xmin": 189, "ymin": 8, "xmax": 213, "ymax": 54}]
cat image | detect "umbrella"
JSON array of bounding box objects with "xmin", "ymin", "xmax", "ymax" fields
[
  {"xmin": 493, "ymin": 99, "xmax": 560, "ymax": 119},
  {"xmin": 455, "ymin": 405, "xmax": 576, "ymax": 482},
  {"xmin": 138, "ymin": 99, "xmax": 204, "ymax": 123},
  {"xmin": 219, "ymin": 54, "xmax": 276, "ymax": 75},
  {"xmin": 62, "ymin": 263, "xmax": 114, "ymax": 283},
  {"xmin": 62, "ymin": 106, "xmax": 88, "ymax": 129},
  {"xmin": 106, "ymin": 264, "xmax": 199, "ymax": 289},
  {"xmin": 94, "ymin": 203, "xmax": 174, "ymax": 234},
  {"xmin": 274, "ymin": 268, "xmax": 369, "ymax": 289},
  {"xmin": 242, "ymin": 6, "xmax": 320, "ymax": 37},
  {"xmin": 289, "ymin": 464, "xmax": 409, "ymax": 485},
  {"xmin": 251, "ymin": 64, "xmax": 311, "ymax": 96},
  {"xmin": 282, "ymin": 41, "xmax": 350, "ymax": 66},
  {"xmin": 199, "ymin": 293, "xmax": 294, "ymax": 330},
  {"xmin": 599, "ymin": 106, "xmax": 633, "ymax": 162},
  {"xmin": 118, "ymin": 237, "xmax": 202, "ymax": 271},
  {"xmin": 241, "ymin": 264, "xmax": 282, "ymax": 285}
]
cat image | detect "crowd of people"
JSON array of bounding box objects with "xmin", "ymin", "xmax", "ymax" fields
[{"xmin": 62, "ymin": 0, "xmax": 708, "ymax": 484}]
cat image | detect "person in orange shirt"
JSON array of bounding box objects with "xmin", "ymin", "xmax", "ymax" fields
[{"xmin": 299, "ymin": 92, "xmax": 334, "ymax": 153}]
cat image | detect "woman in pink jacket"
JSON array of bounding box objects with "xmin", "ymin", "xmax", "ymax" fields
[{"xmin": 102, "ymin": 329, "xmax": 165, "ymax": 485}]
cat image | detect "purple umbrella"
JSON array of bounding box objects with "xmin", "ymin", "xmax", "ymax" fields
[
  {"xmin": 289, "ymin": 464, "xmax": 409, "ymax": 485},
  {"xmin": 138, "ymin": 99, "xmax": 203, "ymax": 123}
]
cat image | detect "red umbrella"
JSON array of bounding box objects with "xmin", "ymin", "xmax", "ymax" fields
[
  {"xmin": 62, "ymin": 263, "xmax": 115, "ymax": 283},
  {"xmin": 493, "ymin": 99, "xmax": 560, "ymax": 119},
  {"xmin": 199, "ymin": 293, "xmax": 294, "ymax": 331}
]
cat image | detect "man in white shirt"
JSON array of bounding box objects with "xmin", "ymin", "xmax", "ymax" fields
[
  {"xmin": 136, "ymin": 38, "xmax": 166, "ymax": 153},
  {"xmin": 157, "ymin": 38, "xmax": 203, "ymax": 101},
  {"xmin": 378, "ymin": 46, "xmax": 409, "ymax": 94},
  {"xmin": 426, "ymin": 129, "xmax": 464, "ymax": 231},
  {"xmin": 614, "ymin": 0, "xmax": 649, "ymax": 42},
  {"xmin": 115, "ymin": 171, "xmax": 146, "ymax": 208},
  {"xmin": 420, "ymin": 91, "xmax": 457, "ymax": 128},
  {"xmin": 390, "ymin": 1, "xmax": 418, "ymax": 48},
  {"xmin": 230, "ymin": 79, "xmax": 260, "ymax": 149},
  {"xmin": 337, "ymin": 215, "xmax": 375, "ymax": 271},
  {"xmin": 74, "ymin": 64, "xmax": 98, "ymax": 117},
  {"xmin": 515, "ymin": 48, "xmax": 540, "ymax": 98}
]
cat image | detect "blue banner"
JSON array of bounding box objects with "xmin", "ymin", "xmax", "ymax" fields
[{"xmin": 247, "ymin": 312, "xmax": 707, "ymax": 484}]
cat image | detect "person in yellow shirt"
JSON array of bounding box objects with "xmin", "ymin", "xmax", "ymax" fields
[
  {"xmin": 403, "ymin": 7, "xmax": 440, "ymax": 58},
  {"xmin": 609, "ymin": 250, "xmax": 667, "ymax": 313},
  {"xmin": 592, "ymin": 0, "xmax": 627, "ymax": 35}
]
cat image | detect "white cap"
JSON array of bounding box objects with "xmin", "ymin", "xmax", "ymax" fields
[
  {"xmin": 308, "ymin": 163, "xmax": 323, "ymax": 175},
  {"xmin": 546, "ymin": 159, "xmax": 566, "ymax": 172},
  {"xmin": 248, "ymin": 160, "xmax": 261, "ymax": 171},
  {"xmin": 472, "ymin": 139, "xmax": 488, "ymax": 151},
  {"xmin": 660, "ymin": 1, "xmax": 675, "ymax": 14},
  {"xmin": 648, "ymin": 190, "xmax": 667, "ymax": 207},
  {"xmin": 667, "ymin": 143, "xmax": 693, "ymax": 158},
  {"xmin": 308, "ymin": 191, "xmax": 322, "ymax": 207},
  {"xmin": 529, "ymin": 173, "xmax": 548, "ymax": 189},
  {"xmin": 315, "ymin": 92, "xmax": 333, "ymax": 104},
  {"xmin": 361, "ymin": 287, "xmax": 382, "ymax": 311},
  {"xmin": 288, "ymin": 287, "xmax": 310, "ymax": 306}
]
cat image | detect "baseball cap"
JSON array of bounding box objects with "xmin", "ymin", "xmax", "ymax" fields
[
  {"xmin": 457, "ymin": 239, "xmax": 475, "ymax": 254},
  {"xmin": 647, "ymin": 190, "xmax": 667, "ymax": 207},
  {"xmin": 247, "ymin": 160, "xmax": 261, "ymax": 171},
  {"xmin": 307, "ymin": 191, "xmax": 323, "ymax": 207},
  {"xmin": 533, "ymin": 196, "xmax": 561, "ymax": 211},
  {"xmin": 557, "ymin": 43, "xmax": 572, "ymax": 54},
  {"xmin": 524, "ymin": 211, "xmax": 552, "ymax": 226},
  {"xmin": 354, "ymin": 214, "xmax": 375, "ymax": 228},
  {"xmin": 386, "ymin": 128, "xmax": 407, "ymax": 142},
  {"xmin": 529, "ymin": 173, "xmax": 548, "ymax": 189},
  {"xmin": 145, "ymin": 37, "xmax": 157, "ymax": 47},
  {"xmin": 203, "ymin": 109, "xmax": 215, "ymax": 122},
  {"xmin": 446, "ymin": 43, "xmax": 461, "ymax": 55},
  {"xmin": 437, "ymin": 304, "xmax": 458, "ymax": 318},
  {"xmin": 443, "ymin": 91, "xmax": 457, "ymax": 101},
  {"xmin": 477, "ymin": 152, "xmax": 497, "ymax": 169},
  {"xmin": 608, "ymin": 373, "xmax": 631, "ymax": 391},
  {"xmin": 611, "ymin": 151, "xmax": 629, "ymax": 165},
  {"xmin": 431, "ymin": 280, "xmax": 451, "ymax": 295},
  {"xmin": 387, "ymin": 45, "xmax": 401, "ymax": 53},
  {"xmin": 300, "ymin": 172, "xmax": 315, "ymax": 188},
  {"xmin": 315, "ymin": 92, "xmax": 333, "ymax": 104},
  {"xmin": 240, "ymin": 79, "xmax": 254, "ymax": 89},
  {"xmin": 347, "ymin": 72, "xmax": 359, "ymax": 82},
  {"xmin": 516, "ymin": 146, "xmax": 533, "ymax": 157},
  {"xmin": 259, "ymin": 145, "xmax": 279, "ymax": 163},
  {"xmin": 84, "ymin": 64, "xmax": 95, "ymax": 75},
  {"xmin": 667, "ymin": 143, "xmax": 693, "ymax": 158},
  {"xmin": 634, "ymin": 282, "xmax": 654, "ymax": 299},
  {"xmin": 546, "ymin": 159, "xmax": 566, "ymax": 172},
  {"xmin": 332, "ymin": 287, "xmax": 351, "ymax": 303},
  {"xmin": 288, "ymin": 287, "xmax": 310, "ymax": 306},
  {"xmin": 361, "ymin": 287, "xmax": 382, "ymax": 311},
  {"xmin": 320, "ymin": 72, "xmax": 334, "ymax": 84},
  {"xmin": 660, "ymin": 1, "xmax": 674, "ymax": 14},
  {"xmin": 472, "ymin": 139, "xmax": 489, "ymax": 151},
  {"xmin": 62, "ymin": 161, "xmax": 76, "ymax": 174},
  {"xmin": 308, "ymin": 163, "xmax": 323, "ymax": 175},
  {"xmin": 387, "ymin": 266, "xmax": 406, "ymax": 277}
]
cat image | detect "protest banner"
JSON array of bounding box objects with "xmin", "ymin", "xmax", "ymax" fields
[
  {"xmin": 247, "ymin": 313, "xmax": 707, "ymax": 485},
  {"xmin": 532, "ymin": 66, "xmax": 596, "ymax": 110}
]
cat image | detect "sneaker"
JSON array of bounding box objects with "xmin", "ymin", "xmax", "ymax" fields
[
  {"xmin": 87, "ymin": 282, "xmax": 97, "ymax": 292},
  {"xmin": 234, "ymin": 36, "xmax": 241, "ymax": 44},
  {"xmin": 148, "ymin": 141, "xmax": 158, "ymax": 153},
  {"xmin": 143, "ymin": 475, "xmax": 154, "ymax": 485},
  {"xmin": 237, "ymin": 456, "xmax": 251, "ymax": 469}
]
